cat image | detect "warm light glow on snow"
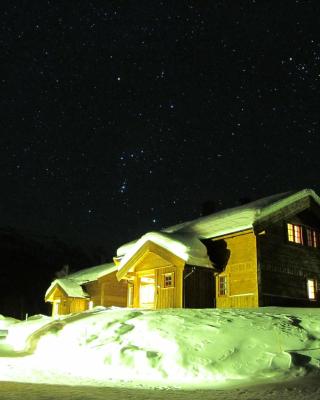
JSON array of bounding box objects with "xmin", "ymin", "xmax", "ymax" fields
[{"xmin": 1, "ymin": 308, "xmax": 320, "ymax": 389}]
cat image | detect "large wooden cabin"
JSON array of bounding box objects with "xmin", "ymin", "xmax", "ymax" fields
[
  {"xmin": 116, "ymin": 189, "xmax": 320, "ymax": 309},
  {"xmin": 45, "ymin": 189, "xmax": 320, "ymax": 315},
  {"xmin": 45, "ymin": 263, "xmax": 127, "ymax": 317}
]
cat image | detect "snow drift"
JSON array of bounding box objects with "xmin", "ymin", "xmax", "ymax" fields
[{"xmin": 1, "ymin": 307, "xmax": 320, "ymax": 389}]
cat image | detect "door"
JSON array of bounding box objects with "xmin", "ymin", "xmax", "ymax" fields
[
  {"xmin": 52, "ymin": 300, "xmax": 60, "ymax": 318},
  {"xmin": 139, "ymin": 275, "xmax": 155, "ymax": 308},
  {"xmin": 156, "ymin": 266, "xmax": 179, "ymax": 308}
]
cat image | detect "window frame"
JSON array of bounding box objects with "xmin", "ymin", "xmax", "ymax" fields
[
  {"xmin": 287, "ymin": 222, "xmax": 320, "ymax": 248},
  {"xmin": 287, "ymin": 223, "xmax": 304, "ymax": 245},
  {"xmin": 306, "ymin": 227, "xmax": 319, "ymax": 248},
  {"xmin": 307, "ymin": 278, "xmax": 317, "ymax": 301},
  {"xmin": 218, "ymin": 275, "xmax": 228, "ymax": 296},
  {"xmin": 163, "ymin": 272, "xmax": 175, "ymax": 288}
]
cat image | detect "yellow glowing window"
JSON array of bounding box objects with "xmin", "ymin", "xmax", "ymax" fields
[
  {"xmin": 287, "ymin": 223, "xmax": 303, "ymax": 244},
  {"xmin": 163, "ymin": 273, "xmax": 174, "ymax": 288},
  {"xmin": 219, "ymin": 276, "xmax": 227, "ymax": 296},
  {"xmin": 307, "ymin": 279, "xmax": 317, "ymax": 300}
]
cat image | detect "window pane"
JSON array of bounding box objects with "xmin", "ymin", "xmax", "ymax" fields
[
  {"xmin": 294, "ymin": 225, "xmax": 303, "ymax": 243},
  {"xmin": 219, "ymin": 276, "xmax": 227, "ymax": 296},
  {"xmin": 307, "ymin": 229, "xmax": 312, "ymax": 246},
  {"xmin": 163, "ymin": 273, "xmax": 174, "ymax": 288},
  {"xmin": 288, "ymin": 223, "xmax": 303, "ymax": 244},
  {"xmin": 313, "ymin": 230, "xmax": 318, "ymax": 248},
  {"xmin": 287, "ymin": 223, "xmax": 294, "ymax": 242},
  {"xmin": 307, "ymin": 279, "xmax": 316, "ymax": 300}
]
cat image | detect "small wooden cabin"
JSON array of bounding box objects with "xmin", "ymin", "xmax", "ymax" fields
[
  {"xmin": 116, "ymin": 189, "xmax": 320, "ymax": 309},
  {"xmin": 45, "ymin": 263, "xmax": 127, "ymax": 317}
]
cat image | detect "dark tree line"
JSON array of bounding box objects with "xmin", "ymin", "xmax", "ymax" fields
[{"xmin": 0, "ymin": 228, "xmax": 102, "ymax": 319}]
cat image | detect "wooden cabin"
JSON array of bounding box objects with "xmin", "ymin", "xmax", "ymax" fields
[
  {"xmin": 45, "ymin": 263, "xmax": 127, "ymax": 317},
  {"xmin": 116, "ymin": 189, "xmax": 320, "ymax": 309},
  {"xmin": 45, "ymin": 188, "xmax": 320, "ymax": 315}
]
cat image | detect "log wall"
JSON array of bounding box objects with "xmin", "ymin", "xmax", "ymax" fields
[{"xmin": 257, "ymin": 207, "xmax": 320, "ymax": 306}]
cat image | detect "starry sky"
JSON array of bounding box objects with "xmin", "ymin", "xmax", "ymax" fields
[{"xmin": 1, "ymin": 1, "xmax": 320, "ymax": 259}]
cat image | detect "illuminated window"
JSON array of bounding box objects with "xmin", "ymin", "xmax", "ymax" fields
[
  {"xmin": 163, "ymin": 272, "xmax": 174, "ymax": 288},
  {"xmin": 287, "ymin": 223, "xmax": 303, "ymax": 244},
  {"xmin": 306, "ymin": 228, "xmax": 319, "ymax": 248},
  {"xmin": 219, "ymin": 276, "xmax": 227, "ymax": 296},
  {"xmin": 307, "ymin": 278, "xmax": 317, "ymax": 300}
]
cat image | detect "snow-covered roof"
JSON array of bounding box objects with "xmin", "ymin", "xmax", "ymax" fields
[
  {"xmin": 66, "ymin": 263, "xmax": 117, "ymax": 284},
  {"xmin": 117, "ymin": 231, "xmax": 213, "ymax": 273},
  {"xmin": 164, "ymin": 188, "xmax": 320, "ymax": 239},
  {"xmin": 47, "ymin": 278, "xmax": 89, "ymax": 299},
  {"xmin": 46, "ymin": 263, "xmax": 117, "ymax": 299},
  {"xmin": 117, "ymin": 189, "xmax": 320, "ymax": 266}
]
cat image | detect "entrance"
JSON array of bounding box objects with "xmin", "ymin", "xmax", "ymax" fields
[
  {"xmin": 139, "ymin": 275, "xmax": 155, "ymax": 308},
  {"xmin": 52, "ymin": 299, "xmax": 60, "ymax": 318}
]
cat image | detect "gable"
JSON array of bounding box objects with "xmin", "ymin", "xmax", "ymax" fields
[
  {"xmin": 45, "ymin": 282, "xmax": 68, "ymax": 302},
  {"xmin": 117, "ymin": 231, "xmax": 212, "ymax": 269},
  {"xmin": 117, "ymin": 240, "xmax": 186, "ymax": 280},
  {"xmin": 290, "ymin": 208, "xmax": 320, "ymax": 229},
  {"xmin": 45, "ymin": 278, "xmax": 89, "ymax": 301},
  {"xmin": 253, "ymin": 192, "xmax": 320, "ymax": 232}
]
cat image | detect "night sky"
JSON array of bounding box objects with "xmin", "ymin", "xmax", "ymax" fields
[{"xmin": 1, "ymin": 1, "xmax": 320, "ymax": 259}]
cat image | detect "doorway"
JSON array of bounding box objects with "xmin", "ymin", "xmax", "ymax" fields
[{"xmin": 139, "ymin": 275, "xmax": 155, "ymax": 308}]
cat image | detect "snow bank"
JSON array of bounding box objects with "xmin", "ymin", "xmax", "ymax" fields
[
  {"xmin": 1, "ymin": 314, "xmax": 51, "ymax": 352},
  {"xmin": 0, "ymin": 307, "xmax": 320, "ymax": 389},
  {"xmin": 0, "ymin": 314, "xmax": 20, "ymax": 328}
]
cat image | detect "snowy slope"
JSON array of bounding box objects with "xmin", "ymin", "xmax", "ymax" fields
[{"xmin": 0, "ymin": 307, "xmax": 320, "ymax": 390}]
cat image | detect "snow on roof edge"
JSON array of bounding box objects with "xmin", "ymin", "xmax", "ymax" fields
[
  {"xmin": 45, "ymin": 278, "xmax": 89, "ymax": 299},
  {"xmin": 255, "ymin": 188, "xmax": 320, "ymax": 224},
  {"xmin": 67, "ymin": 262, "xmax": 117, "ymax": 283},
  {"xmin": 45, "ymin": 262, "xmax": 117, "ymax": 300},
  {"xmin": 117, "ymin": 231, "xmax": 213, "ymax": 276},
  {"xmin": 116, "ymin": 188, "xmax": 319, "ymax": 258}
]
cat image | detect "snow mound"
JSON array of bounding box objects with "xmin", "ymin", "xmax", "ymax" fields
[{"xmin": 1, "ymin": 307, "xmax": 320, "ymax": 389}]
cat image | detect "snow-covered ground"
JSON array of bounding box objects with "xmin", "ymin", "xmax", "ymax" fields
[{"xmin": 1, "ymin": 307, "xmax": 320, "ymax": 399}]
